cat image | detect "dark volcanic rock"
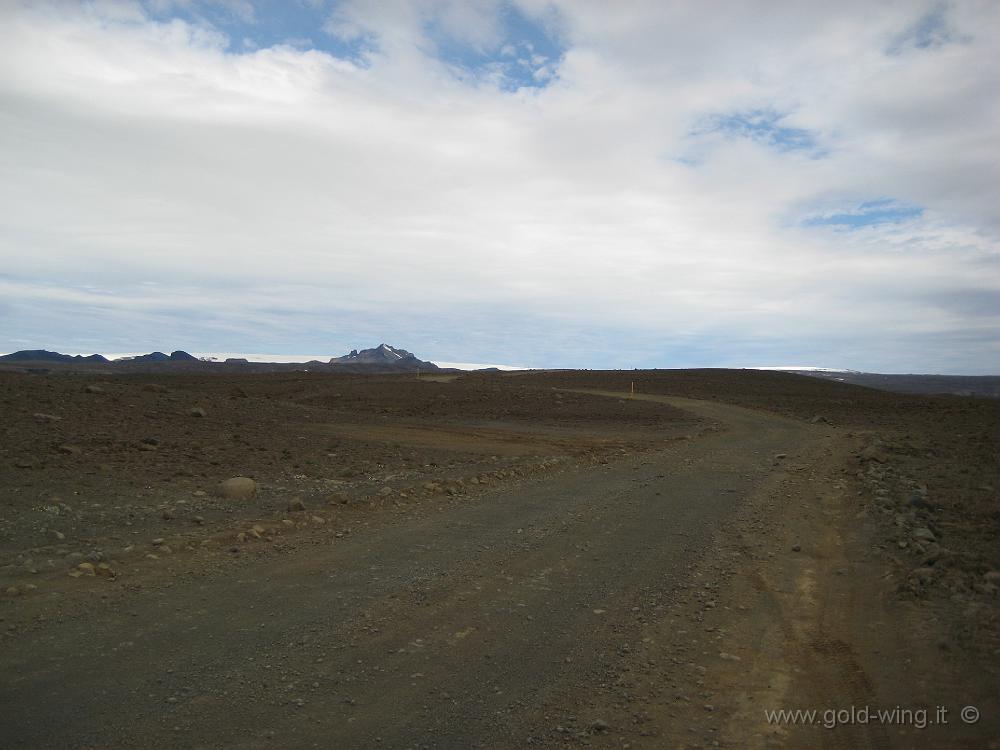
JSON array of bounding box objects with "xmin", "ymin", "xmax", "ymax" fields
[
  {"xmin": 121, "ymin": 352, "xmax": 171, "ymax": 363},
  {"xmin": 329, "ymin": 344, "xmax": 437, "ymax": 370},
  {"xmin": 0, "ymin": 350, "xmax": 109, "ymax": 363}
]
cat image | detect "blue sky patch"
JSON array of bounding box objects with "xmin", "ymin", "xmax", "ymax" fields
[
  {"xmin": 803, "ymin": 198, "xmax": 924, "ymax": 229},
  {"xmin": 691, "ymin": 109, "xmax": 824, "ymax": 157},
  {"xmin": 426, "ymin": 3, "xmax": 565, "ymax": 91},
  {"xmin": 142, "ymin": 0, "xmax": 375, "ymax": 63},
  {"xmin": 886, "ymin": 3, "xmax": 969, "ymax": 55},
  {"xmin": 139, "ymin": 1, "xmax": 563, "ymax": 84}
]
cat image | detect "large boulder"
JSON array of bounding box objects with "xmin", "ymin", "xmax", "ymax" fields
[{"xmin": 216, "ymin": 477, "xmax": 258, "ymax": 500}]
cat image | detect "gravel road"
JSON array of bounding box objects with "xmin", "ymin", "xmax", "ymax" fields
[{"xmin": 1, "ymin": 394, "xmax": 839, "ymax": 749}]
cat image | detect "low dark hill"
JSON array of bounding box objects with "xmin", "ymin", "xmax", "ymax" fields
[
  {"xmin": 791, "ymin": 370, "xmax": 1000, "ymax": 399},
  {"xmin": 507, "ymin": 367, "xmax": 1000, "ymax": 428},
  {"xmin": 0, "ymin": 350, "xmax": 109, "ymax": 363}
]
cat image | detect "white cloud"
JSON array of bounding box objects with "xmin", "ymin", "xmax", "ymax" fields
[{"xmin": 0, "ymin": 0, "xmax": 998, "ymax": 372}]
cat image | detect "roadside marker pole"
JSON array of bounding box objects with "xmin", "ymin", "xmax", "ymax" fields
[{"xmin": 630, "ymin": 381, "xmax": 634, "ymax": 398}]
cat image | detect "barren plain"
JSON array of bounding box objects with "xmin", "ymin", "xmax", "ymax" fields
[{"xmin": 1, "ymin": 369, "xmax": 997, "ymax": 749}]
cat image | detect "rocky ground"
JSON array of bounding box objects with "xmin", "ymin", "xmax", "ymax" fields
[
  {"xmin": 0, "ymin": 371, "xmax": 698, "ymax": 601},
  {"xmin": 520, "ymin": 369, "xmax": 1000, "ymax": 668},
  {"xmin": 0, "ymin": 369, "xmax": 997, "ymax": 749}
]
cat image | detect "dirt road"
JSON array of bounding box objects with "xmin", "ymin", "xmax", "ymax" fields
[{"xmin": 1, "ymin": 392, "xmax": 988, "ymax": 748}]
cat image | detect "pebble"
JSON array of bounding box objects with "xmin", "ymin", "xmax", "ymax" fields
[
  {"xmin": 913, "ymin": 527, "xmax": 937, "ymax": 542},
  {"xmin": 216, "ymin": 477, "xmax": 258, "ymax": 501},
  {"xmin": 911, "ymin": 567, "xmax": 935, "ymax": 583}
]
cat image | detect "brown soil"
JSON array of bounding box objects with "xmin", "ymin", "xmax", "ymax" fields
[
  {"xmin": 0, "ymin": 369, "xmax": 996, "ymax": 749},
  {"xmin": 0, "ymin": 372, "xmax": 697, "ymax": 579}
]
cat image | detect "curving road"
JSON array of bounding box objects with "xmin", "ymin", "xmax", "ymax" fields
[{"xmin": 2, "ymin": 393, "xmax": 829, "ymax": 749}]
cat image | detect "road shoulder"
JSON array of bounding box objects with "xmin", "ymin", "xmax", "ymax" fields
[{"xmin": 576, "ymin": 422, "xmax": 996, "ymax": 749}]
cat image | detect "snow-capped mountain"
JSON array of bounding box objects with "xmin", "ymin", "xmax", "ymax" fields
[{"xmin": 329, "ymin": 344, "xmax": 437, "ymax": 369}]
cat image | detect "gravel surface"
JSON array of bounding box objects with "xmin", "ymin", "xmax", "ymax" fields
[{"xmin": 1, "ymin": 373, "xmax": 996, "ymax": 749}]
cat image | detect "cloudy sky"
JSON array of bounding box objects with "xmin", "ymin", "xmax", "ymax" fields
[{"xmin": 1, "ymin": 0, "xmax": 998, "ymax": 372}]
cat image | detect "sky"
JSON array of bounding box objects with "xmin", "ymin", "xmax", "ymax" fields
[{"xmin": 1, "ymin": 0, "xmax": 998, "ymax": 373}]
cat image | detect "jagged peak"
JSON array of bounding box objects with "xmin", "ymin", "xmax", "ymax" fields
[{"xmin": 328, "ymin": 344, "xmax": 432, "ymax": 369}]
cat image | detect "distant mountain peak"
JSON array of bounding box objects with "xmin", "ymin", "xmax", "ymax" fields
[
  {"xmin": 115, "ymin": 351, "xmax": 169, "ymax": 363},
  {"xmin": 110, "ymin": 350, "xmax": 197, "ymax": 363},
  {"xmin": 0, "ymin": 349, "xmax": 109, "ymax": 364},
  {"xmin": 376, "ymin": 343, "xmax": 404, "ymax": 358},
  {"xmin": 329, "ymin": 344, "xmax": 435, "ymax": 369}
]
